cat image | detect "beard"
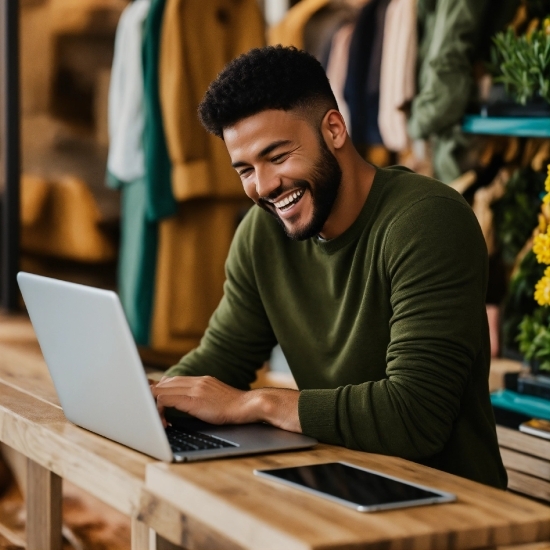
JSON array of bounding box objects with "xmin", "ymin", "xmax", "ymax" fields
[{"xmin": 258, "ymin": 137, "xmax": 342, "ymax": 241}]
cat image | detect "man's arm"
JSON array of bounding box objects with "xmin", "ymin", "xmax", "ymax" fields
[
  {"xmin": 296, "ymin": 195, "xmax": 488, "ymax": 460},
  {"xmin": 153, "ymin": 211, "xmax": 292, "ymax": 424}
]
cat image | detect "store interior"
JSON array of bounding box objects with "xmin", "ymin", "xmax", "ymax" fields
[{"xmin": 1, "ymin": 0, "xmax": 550, "ymax": 548}]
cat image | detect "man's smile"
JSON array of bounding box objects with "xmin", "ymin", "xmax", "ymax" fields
[{"xmin": 272, "ymin": 188, "xmax": 306, "ymax": 212}]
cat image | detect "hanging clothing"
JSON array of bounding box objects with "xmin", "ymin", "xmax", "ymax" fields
[
  {"xmin": 303, "ymin": 1, "xmax": 357, "ymax": 67},
  {"xmin": 159, "ymin": 0, "xmax": 265, "ymax": 201},
  {"xmin": 343, "ymin": 0, "xmax": 379, "ymax": 148},
  {"xmin": 142, "ymin": 0, "xmax": 178, "ymax": 222},
  {"xmin": 326, "ymin": 22, "xmax": 354, "ymax": 132},
  {"xmin": 407, "ymin": 0, "xmax": 519, "ymax": 182},
  {"xmin": 107, "ymin": 0, "xmax": 150, "ymax": 182},
  {"xmin": 151, "ymin": 0, "xmax": 264, "ymax": 353},
  {"xmin": 107, "ymin": 0, "xmax": 158, "ymax": 345},
  {"xmin": 378, "ymin": 0, "xmax": 417, "ymax": 152},
  {"xmin": 268, "ymin": 0, "xmax": 330, "ymax": 48},
  {"xmin": 116, "ymin": 176, "xmax": 159, "ymax": 346}
]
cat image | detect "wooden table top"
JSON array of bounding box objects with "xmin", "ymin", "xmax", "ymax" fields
[
  {"xmin": 142, "ymin": 445, "xmax": 550, "ymax": 550},
  {"xmin": 2, "ymin": 313, "xmax": 550, "ymax": 549}
]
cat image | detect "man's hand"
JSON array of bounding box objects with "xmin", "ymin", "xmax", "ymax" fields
[{"xmin": 151, "ymin": 375, "xmax": 302, "ymax": 433}]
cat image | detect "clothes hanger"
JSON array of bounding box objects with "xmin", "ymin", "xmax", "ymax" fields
[
  {"xmin": 521, "ymin": 138, "xmax": 541, "ymax": 168},
  {"xmin": 504, "ymin": 137, "xmax": 520, "ymax": 164},
  {"xmin": 532, "ymin": 141, "xmax": 550, "ymax": 172}
]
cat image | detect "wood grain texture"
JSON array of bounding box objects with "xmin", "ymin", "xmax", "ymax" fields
[
  {"xmin": 0, "ymin": 342, "xmax": 60, "ymax": 406},
  {"xmin": 145, "ymin": 446, "xmax": 550, "ymax": 550},
  {"xmin": 501, "ymin": 448, "xmax": 550, "ymax": 480},
  {"xmin": 139, "ymin": 489, "xmax": 243, "ymax": 550},
  {"xmin": 0, "ymin": 381, "xmax": 152, "ymax": 515},
  {"xmin": 497, "ymin": 426, "xmax": 550, "ymax": 461},
  {"xmin": 26, "ymin": 458, "xmax": 62, "ymax": 550},
  {"xmin": 507, "ymin": 470, "xmax": 550, "ymax": 503}
]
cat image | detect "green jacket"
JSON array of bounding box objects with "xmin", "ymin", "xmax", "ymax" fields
[{"xmin": 408, "ymin": 0, "xmax": 519, "ymax": 182}]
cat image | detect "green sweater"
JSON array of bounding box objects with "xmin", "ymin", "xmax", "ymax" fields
[{"xmin": 166, "ymin": 166, "xmax": 507, "ymax": 489}]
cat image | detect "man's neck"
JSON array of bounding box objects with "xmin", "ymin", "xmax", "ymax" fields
[{"xmin": 319, "ymin": 154, "xmax": 376, "ymax": 240}]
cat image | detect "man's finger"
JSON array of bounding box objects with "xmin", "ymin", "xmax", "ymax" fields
[{"xmin": 156, "ymin": 394, "xmax": 193, "ymax": 410}]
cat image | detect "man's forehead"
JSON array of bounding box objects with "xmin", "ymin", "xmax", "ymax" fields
[{"xmin": 223, "ymin": 109, "xmax": 313, "ymax": 155}]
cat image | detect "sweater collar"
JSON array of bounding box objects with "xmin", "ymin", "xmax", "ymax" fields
[{"xmin": 313, "ymin": 166, "xmax": 385, "ymax": 254}]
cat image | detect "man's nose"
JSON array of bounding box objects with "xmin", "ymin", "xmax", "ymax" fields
[{"xmin": 255, "ymin": 166, "xmax": 282, "ymax": 200}]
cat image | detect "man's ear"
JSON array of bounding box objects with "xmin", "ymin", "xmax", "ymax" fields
[{"xmin": 322, "ymin": 109, "xmax": 347, "ymax": 150}]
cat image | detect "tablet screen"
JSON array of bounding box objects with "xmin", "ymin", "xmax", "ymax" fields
[{"xmin": 255, "ymin": 462, "xmax": 456, "ymax": 512}]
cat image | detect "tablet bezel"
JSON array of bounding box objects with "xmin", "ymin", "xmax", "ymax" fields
[{"xmin": 253, "ymin": 461, "xmax": 457, "ymax": 512}]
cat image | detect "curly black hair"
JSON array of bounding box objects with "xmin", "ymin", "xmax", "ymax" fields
[{"xmin": 198, "ymin": 46, "xmax": 338, "ymax": 138}]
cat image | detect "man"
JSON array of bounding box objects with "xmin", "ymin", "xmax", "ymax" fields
[{"xmin": 152, "ymin": 46, "xmax": 507, "ymax": 489}]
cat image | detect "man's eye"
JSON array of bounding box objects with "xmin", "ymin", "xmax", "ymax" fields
[
  {"xmin": 238, "ymin": 168, "xmax": 252, "ymax": 177},
  {"xmin": 271, "ymin": 154, "xmax": 288, "ymax": 164}
]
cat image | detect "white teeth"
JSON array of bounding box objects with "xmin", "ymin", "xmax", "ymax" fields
[{"xmin": 274, "ymin": 189, "xmax": 304, "ymax": 209}]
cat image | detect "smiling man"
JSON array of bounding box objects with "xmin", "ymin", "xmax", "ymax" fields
[{"xmin": 152, "ymin": 46, "xmax": 507, "ymax": 489}]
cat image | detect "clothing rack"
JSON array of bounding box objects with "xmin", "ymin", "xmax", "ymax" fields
[{"xmin": 1, "ymin": 0, "xmax": 20, "ymax": 312}]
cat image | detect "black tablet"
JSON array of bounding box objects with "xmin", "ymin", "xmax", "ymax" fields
[{"xmin": 254, "ymin": 461, "xmax": 456, "ymax": 512}]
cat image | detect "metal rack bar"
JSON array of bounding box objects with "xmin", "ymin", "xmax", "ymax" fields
[{"xmin": 1, "ymin": 0, "xmax": 20, "ymax": 311}]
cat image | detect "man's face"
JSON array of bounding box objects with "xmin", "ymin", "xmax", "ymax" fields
[{"xmin": 224, "ymin": 109, "xmax": 342, "ymax": 240}]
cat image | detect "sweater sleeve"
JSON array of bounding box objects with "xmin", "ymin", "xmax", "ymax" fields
[
  {"xmin": 164, "ymin": 214, "xmax": 278, "ymax": 390},
  {"xmin": 299, "ymin": 196, "xmax": 488, "ymax": 460},
  {"xmin": 407, "ymin": 0, "xmax": 489, "ymax": 139}
]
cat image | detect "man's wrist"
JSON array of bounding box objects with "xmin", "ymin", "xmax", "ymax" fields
[{"xmin": 244, "ymin": 387, "xmax": 302, "ymax": 433}]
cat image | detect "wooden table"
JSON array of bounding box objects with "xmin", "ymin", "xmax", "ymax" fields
[{"xmin": 1, "ymin": 314, "xmax": 550, "ymax": 550}]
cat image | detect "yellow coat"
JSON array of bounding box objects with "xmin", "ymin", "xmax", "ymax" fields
[
  {"xmin": 152, "ymin": 0, "xmax": 265, "ymax": 354},
  {"xmin": 159, "ymin": 0, "xmax": 265, "ymax": 201}
]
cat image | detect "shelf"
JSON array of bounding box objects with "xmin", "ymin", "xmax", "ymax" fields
[{"xmin": 462, "ymin": 115, "xmax": 550, "ymax": 138}]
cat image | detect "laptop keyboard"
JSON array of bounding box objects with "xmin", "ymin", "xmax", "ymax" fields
[{"xmin": 166, "ymin": 425, "xmax": 237, "ymax": 453}]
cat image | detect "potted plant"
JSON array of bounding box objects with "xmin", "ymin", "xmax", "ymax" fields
[{"xmin": 489, "ymin": 16, "xmax": 550, "ymax": 115}]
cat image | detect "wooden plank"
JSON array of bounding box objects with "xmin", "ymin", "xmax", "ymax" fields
[
  {"xmin": 497, "ymin": 426, "xmax": 550, "ymax": 461},
  {"xmin": 0, "ymin": 341, "xmax": 60, "ymax": 406},
  {"xmin": 0, "ymin": 381, "xmax": 151, "ymax": 516},
  {"xmin": 501, "ymin": 448, "xmax": 550, "ymax": 480},
  {"xmin": 507, "ymin": 470, "xmax": 550, "ymax": 503},
  {"xmin": 26, "ymin": 458, "xmax": 62, "ymax": 550},
  {"xmin": 139, "ymin": 489, "xmax": 243, "ymax": 550},
  {"xmin": 145, "ymin": 446, "xmax": 550, "ymax": 550},
  {"xmin": 0, "ymin": 313, "xmax": 40, "ymax": 347},
  {"xmin": 131, "ymin": 517, "xmax": 152, "ymax": 550}
]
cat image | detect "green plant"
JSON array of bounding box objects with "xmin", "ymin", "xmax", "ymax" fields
[
  {"xmin": 491, "ymin": 21, "xmax": 550, "ymax": 105},
  {"xmin": 492, "ymin": 167, "xmax": 546, "ymax": 265},
  {"xmin": 517, "ymin": 306, "xmax": 550, "ymax": 371}
]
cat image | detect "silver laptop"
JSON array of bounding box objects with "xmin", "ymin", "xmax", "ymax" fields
[{"xmin": 17, "ymin": 272, "xmax": 317, "ymax": 462}]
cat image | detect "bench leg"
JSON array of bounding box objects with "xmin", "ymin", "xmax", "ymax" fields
[
  {"xmin": 132, "ymin": 517, "xmax": 155, "ymax": 550},
  {"xmin": 26, "ymin": 458, "xmax": 62, "ymax": 550},
  {"xmin": 131, "ymin": 519, "xmax": 185, "ymax": 550}
]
